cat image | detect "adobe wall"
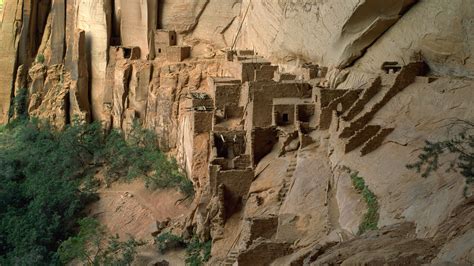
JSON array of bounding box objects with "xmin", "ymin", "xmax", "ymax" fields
[
  {"xmin": 344, "ymin": 125, "xmax": 381, "ymax": 153},
  {"xmin": 154, "ymin": 30, "xmax": 177, "ymax": 58},
  {"xmin": 251, "ymin": 127, "xmax": 278, "ymax": 165},
  {"xmin": 255, "ymin": 65, "xmax": 278, "ymax": 81},
  {"xmin": 210, "ymin": 167, "xmax": 255, "ymax": 214},
  {"xmin": 167, "ymin": 46, "xmax": 191, "ymax": 62},
  {"xmin": 273, "ymin": 104, "xmax": 296, "ymax": 126},
  {"xmin": 251, "ymin": 82, "xmax": 312, "ymax": 128},
  {"xmin": 318, "ymin": 89, "xmax": 362, "ymax": 130},
  {"xmin": 213, "ymin": 83, "xmax": 241, "ymax": 110},
  {"xmin": 247, "ymin": 216, "xmax": 279, "ymax": 244},
  {"xmin": 225, "ymin": 59, "xmax": 273, "ymax": 83},
  {"xmin": 237, "ymin": 241, "xmax": 292, "ymax": 266},
  {"xmin": 296, "ymin": 104, "xmax": 315, "ymax": 123},
  {"xmin": 193, "ymin": 111, "xmax": 213, "ymax": 134}
]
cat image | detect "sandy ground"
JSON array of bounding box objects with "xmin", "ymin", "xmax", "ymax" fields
[
  {"xmin": 83, "ymin": 179, "xmax": 193, "ymax": 265},
  {"xmin": 87, "ymin": 179, "xmax": 192, "ymax": 240}
]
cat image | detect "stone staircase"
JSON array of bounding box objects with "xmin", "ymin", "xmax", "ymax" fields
[
  {"xmin": 360, "ymin": 127, "xmax": 395, "ymax": 156},
  {"xmin": 342, "ymin": 76, "xmax": 382, "ymax": 122},
  {"xmin": 222, "ymin": 250, "xmax": 239, "ymax": 266},
  {"xmin": 318, "ymin": 89, "xmax": 362, "ymax": 130},
  {"xmin": 339, "ymin": 74, "xmax": 397, "ymax": 139},
  {"xmin": 344, "ymin": 125, "xmax": 382, "ymax": 153},
  {"xmin": 331, "ymin": 62, "xmax": 426, "ymax": 155},
  {"xmin": 278, "ymin": 154, "xmax": 298, "ymax": 202}
]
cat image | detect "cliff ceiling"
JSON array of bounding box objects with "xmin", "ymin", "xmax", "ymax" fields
[{"xmin": 0, "ymin": 0, "xmax": 473, "ymax": 265}]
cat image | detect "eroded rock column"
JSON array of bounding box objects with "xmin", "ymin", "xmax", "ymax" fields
[
  {"xmin": 0, "ymin": 0, "xmax": 24, "ymax": 123},
  {"xmin": 120, "ymin": 0, "xmax": 158, "ymax": 60},
  {"xmin": 76, "ymin": 0, "xmax": 112, "ymax": 122},
  {"xmin": 49, "ymin": 0, "xmax": 65, "ymax": 65}
]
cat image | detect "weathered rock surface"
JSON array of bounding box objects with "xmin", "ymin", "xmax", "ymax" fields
[
  {"xmin": 75, "ymin": 0, "xmax": 111, "ymax": 121},
  {"xmin": 0, "ymin": 0, "xmax": 473, "ymax": 265},
  {"xmin": 356, "ymin": 0, "xmax": 474, "ymax": 78},
  {"xmin": 0, "ymin": 0, "xmax": 24, "ymax": 123},
  {"xmin": 120, "ymin": 0, "xmax": 157, "ymax": 60},
  {"xmin": 234, "ymin": 0, "xmax": 417, "ymax": 67},
  {"xmin": 304, "ymin": 197, "xmax": 474, "ymax": 265}
]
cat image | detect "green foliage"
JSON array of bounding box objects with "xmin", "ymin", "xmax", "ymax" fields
[
  {"xmin": 103, "ymin": 122, "xmax": 161, "ymax": 181},
  {"xmin": 0, "ymin": 119, "xmax": 99, "ymax": 265},
  {"xmin": 155, "ymin": 232, "xmax": 185, "ymax": 254},
  {"xmin": 407, "ymin": 120, "xmax": 473, "ymax": 185},
  {"xmin": 58, "ymin": 218, "xmax": 143, "ymax": 266},
  {"xmin": 36, "ymin": 53, "xmax": 45, "ymax": 64},
  {"xmin": 155, "ymin": 233, "xmax": 211, "ymax": 266},
  {"xmin": 146, "ymin": 156, "xmax": 195, "ymax": 198},
  {"xmin": 8, "ymin": 87, "xmax": 28, "ymax": 120},
  {"xmin": 103, "ymin": 122, "xmax": 194, "ymax": 197},
  {"xmin": 185, "ymin": 237, "xmax": 211, "ymax": 266},
  {"xmin": 0, "ymin": 118, "xmax": 193, "ymax": 264},
  {"xmin": 348, "ymin": 170, "xmax": 379, "ymax": 235},
  {"xmin": 57, "ymin": 218, "xmax": 103, "ymax": 264}
]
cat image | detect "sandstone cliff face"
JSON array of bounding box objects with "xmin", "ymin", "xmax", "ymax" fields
[
  {"xmin": 233, "ymin": 0, "xmax": 474, "ymax": 77},
  {"xmin": 0, "ymin": 0, "xmax": 473, "ymax": 265}
]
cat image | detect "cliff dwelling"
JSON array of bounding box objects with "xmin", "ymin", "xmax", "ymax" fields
[{"xmin": 0, "ymin": 0, "xmax": 473, "ymax": 265}]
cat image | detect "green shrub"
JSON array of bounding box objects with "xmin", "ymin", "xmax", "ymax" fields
[
  {"xmin": 347, "ymin": 170, "xmax": 379, "ymax": 235},
  {"xmin": 103, "ymin": 122, "xmax": 194, "ymax": 197},
  {"xmin": 36, "ymin": 54, "xmax": 45, "ymax": 64},
  {"xmin": 155, "ymin": 232, "xmax": 185, "ymax": 254},
  {"xmin": 155, "ymin": 233, "xmax": 211, "ymax": 266},
  {"xmin": 185, "ymin": 237, "xmax": 212, "ymax": 266},
  {"xmin": 0, "ymin": 119, "xmax": 98, "ymax": 265},
  {"xmin": 146, "ymin": 156, "xmax": 195, "ymax": 198},
  {"xmin": 0, "ymin": 118, "xmax": 194, "ymax": 264},
  {"xmin": 8, "ymin": 87, "xmax": 28, "ymax": 120},
  {"xmin": 58, "ymin": 217, "xmax": 143, "ymax": 265}
]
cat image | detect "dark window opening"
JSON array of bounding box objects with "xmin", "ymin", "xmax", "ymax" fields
[
  {"xmin": 297, "ymin": 106, "xmax": 314, "ymax": 123},
  {"xmin": 215, "ymin": 136, "xmax": 228, "ymax": 158},
  {"xmin": 158, "ymin": 48, "xmax": 162, "ymax": 53},
  {"xmin": 123, "ymin": 48, "xmax": 132, "ymax": 59},
  {"xmin": 282, "ymin": 113, "xmax": 289, "ymax": 123}
]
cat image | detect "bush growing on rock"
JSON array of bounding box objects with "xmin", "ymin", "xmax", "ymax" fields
[
  {"xmin": 185, "ymin": 236, "xmax": 212, "ymax": 266},
  {"xmin": 350, "ymin": 171, "xmax": 379, "ymax": 235},
  {"xmin": 35, "ymin": 53, "xmax": 45, "ymax": 64},
  {"xmin": 407, "ymin": 119, "xmax": 473, "ymax": 185},
  {"xmin": 342, "ymin": 166, "xmax": 380, "ymax": 235},
  {"xmin": 155, "ymin": 232, "xmax": 211, "ymax": 265},
  {"xmin": 155, "ymin": 232, "xmax": 186, "ymax": 254}
]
